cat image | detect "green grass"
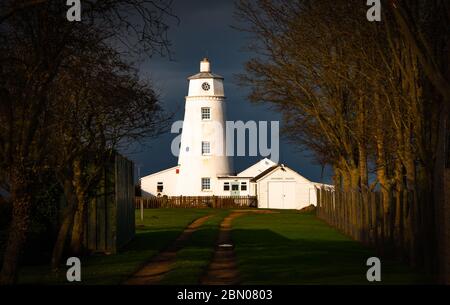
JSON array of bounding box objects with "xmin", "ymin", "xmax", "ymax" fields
[
  {"xmin": 18, "ymin": 208, "xmax": 214, "ymax": 285},
  {"xmin": 17, "ymin": 208, "xmax": 428, "ymax": 285},
  {"xmin": 159, "ymin": 210, "xmax": 229, "ymax": 285},
  {"xmin": 231, "ymin": 210, "xmax": 428, "ymax": 285}
]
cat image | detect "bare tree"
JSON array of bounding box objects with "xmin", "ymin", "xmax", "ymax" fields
[
  {"xmin": 235, "ymin": 0, "xmax": 449, "ymax": 279},
  {"xmin": 0, "ymin": 0, "xmax": 175, "ymax": 284}
]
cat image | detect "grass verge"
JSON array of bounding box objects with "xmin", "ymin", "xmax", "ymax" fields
[
  {"xmin": 231, "ymin": 210, "xmax": 428, "ymax": 285},
  {"xmin": 18, "ymin": 208, "xmax": 213, "ymax": 285}
]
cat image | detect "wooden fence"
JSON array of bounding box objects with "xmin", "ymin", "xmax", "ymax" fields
[
  {"xmin": 317, "ymin": 189, "xmax": 387, "ymax": 246},
  {"xmin": 135, "ymin": 196, "xmax": 258, "ymax": 209},
  {"xmin": 84, "ymin": 153, "xmax": 135, "ymax": 254},
  {"xmin": 317, "ymin": 180, "xmax": 450, "ymax": 283},
  {"xmin": 443, "ymin": 170, "xmax": 450, "ymax": 284},
  {"xmin": 316, "ymin": 188, "xmax": 429, "ymax": 266}
]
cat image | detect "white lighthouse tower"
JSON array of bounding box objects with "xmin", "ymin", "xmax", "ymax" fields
[
  {"xmin": 140, "ymin": 57, "xmax": 329, "ymax": 208},
  {"xmin": 175, "ymin": 58, "xmax": 232, "ymax": 195}
]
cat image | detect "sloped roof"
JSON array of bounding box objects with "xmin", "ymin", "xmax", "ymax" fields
[
  {"xmin": 250, "ymin": 165, "xmax": 280, "ymax": 182},
  {"xmin": 217, "ymin": 175, "xmax": 252, "ymax": 179},
  {"xmin": 250, "ymin": 164, "xmax": 315, "ymax": 184},
  {"xmin": 188, "ymin": 72, "xmax": 224, "ymax": 80},
  {"xmin": 140, "ymin": 165, "xmax": 179, "ymax": 180},
  {"xmin": 238, "ymin": 158, "xmax": 277, "ymax": 177}
]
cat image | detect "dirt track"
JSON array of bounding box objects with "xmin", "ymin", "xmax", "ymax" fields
[{"xmin": 124, "ymin": 214, "xmax": 212, "ymax": 285}]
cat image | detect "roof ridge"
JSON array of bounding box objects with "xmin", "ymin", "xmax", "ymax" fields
[{"xmin": 250, "ymin": 165, "xmax": 280, "ymax": 182}]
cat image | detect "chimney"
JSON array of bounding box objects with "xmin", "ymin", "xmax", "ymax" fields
[{"xmin": 200, "ymin": 58, "xmax": 210, "ymax": 73}]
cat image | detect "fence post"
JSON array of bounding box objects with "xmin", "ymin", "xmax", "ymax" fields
[
  {"xmin": 140, "ymin": 198, "xmax": 144, "ymax": 222},
  {"xmin": 316, "ymin": 188, "xmax": 321, "ymax": 218}
]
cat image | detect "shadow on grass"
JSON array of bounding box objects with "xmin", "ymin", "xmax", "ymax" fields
[
  {"xmin": 18, "ymin": 209, "xmax": 215, "ymax": 285},
  {"xmin": 16, "ymin": 209, "xmax": 429, "ymax": 285},
  {"xmin": 18, "ymin": 228, "xmax": 184, "ymax": 285},
  {"xmin": 231, "ymin": 213, "xmax": 428, "ymax": 285}
]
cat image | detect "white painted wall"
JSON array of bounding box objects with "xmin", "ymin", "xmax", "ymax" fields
[
  {"xmin": 188, "ymin": 79, "xmax": 224, "ymax": 97},
  {"xmin": 141, "ymin": 173, "xmax": 252, "ymax": 198},
  {"xmin": 176, "ymin": 59, "xmax": 232, "ymax": 196},
  {"xmin": 140, "ymin": 166, "xmax": 179, "ymax": 197},
  {"xmin": 215, "ymin": 177, "xmax": 251, "ymax": 196},
  {"xmin": 256, "ymin": 166, "xmax": 317, "ymax": 210}
]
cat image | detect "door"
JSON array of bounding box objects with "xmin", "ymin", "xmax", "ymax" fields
[
  {"xmin": 282, "ymin": 182, "xmax": 296, "ymax": 209},
  {"xmin": 230, "ymin": 182, "xmax": 240, "ymax": 197},
  {"xmin": 268, "ymin": 181, "xmax": 296, "ymax": 209},
  {"xmin": 268, "ymin": 181, "xmax": 283, "ymax": 208}
]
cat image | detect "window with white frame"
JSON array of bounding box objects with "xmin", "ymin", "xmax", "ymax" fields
[
  {"xmin": 241, "ymin": 182, "xmax": 247, "ymax": 191},
  {"xmin": 202, "ymin": 141, "xmax": 211, "ymax": 155},
  {"xmin": 201, "ymin": 107, "xmax": 211, "ymax": 120},
  {"xmin": 223, "ymin": 182, "xmax": 230, "ymax": 191},
  {"xmin": 201, "ymin": 178, "xmax": 211, "ymax": 191}
]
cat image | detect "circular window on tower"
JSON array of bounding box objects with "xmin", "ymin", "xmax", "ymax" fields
[{"xmin": 201, "ymin": 82, "xmax": 210, "ymax": 91}]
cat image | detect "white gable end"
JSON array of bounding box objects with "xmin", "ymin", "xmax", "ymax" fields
[
  {"xmin": 140, "ymin": 166, "xmax": 179, "ymax": 197},
  {"xmin": 238, "ymin": 158, "xmax": 277, "ymax": 178},
  {"xmin": 254, "ymin": 165, "xmax": 319, "ymax": 210}
]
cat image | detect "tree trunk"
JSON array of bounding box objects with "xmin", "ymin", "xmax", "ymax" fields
[
  {"xmin": 357, "ymin": 93, "xmax": 368, "ymax": 191},
  {"xmin": 69, "ymin": 159, "xmax": 86, "ymax": 256},
  {"xmin": 392, "ymin": 156, "xmax": 406, "ymax": 244},
  {"xmin": 342, "ymin": 170, "xmax": 352, "ymax": 192},
  {"xmin": 69, "ymin": 192, "xmax": 86, "ymax": 256},
  {"xmin": 0, "ymin": 169, "xmax": 32, "ymax": 284},
  {"xmin": 332, "ymin": 166, "xmax": 342, "ymax": 191},
  {"xmin": 433, "ymin": 103, "xmax": 447, "ymax": 282},
  {"xmin": 51, "ymin": 178, "xmax": 76, "ymax": 270},
  {"xmin": 358, "ymin": 144, "xmax": 369, "ymax": 190},
  {"xmin": 349, "ymin": 166, "xmax": 360, "ymax": 191}
]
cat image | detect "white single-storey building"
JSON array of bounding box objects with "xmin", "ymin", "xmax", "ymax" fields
[
  {"xmin": 250, "ymin": 163, "xmax": 324, "ymax": 209},
  {"xmin": 141, "ymin": 157, "xmax": 332, "ymax": 210},
  {"xmin": 140, "ymin": 58, "xmax": 332, "ymax": 209}
]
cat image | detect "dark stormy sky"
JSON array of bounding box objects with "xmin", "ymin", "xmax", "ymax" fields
[{"xmin": 124, "ymin": 0, "xmax": 333, "ymax": 184}]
